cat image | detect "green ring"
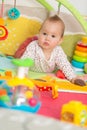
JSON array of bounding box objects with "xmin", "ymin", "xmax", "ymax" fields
[{"xmin": 73, "ymin": 55, "xmax": 87, "ymax": 62}]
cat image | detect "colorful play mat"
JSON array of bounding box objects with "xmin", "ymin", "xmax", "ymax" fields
[
  {"xmin": 0, "ymin": 54, "xmax": 87, "ymax": 94},
  {"xmin": 0, "ymin": 0, "xmax": 87, "ymax": 125}
]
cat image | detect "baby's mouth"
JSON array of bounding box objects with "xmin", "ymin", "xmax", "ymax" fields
[{"xmin": 44, "ymin": 42, "xmax": 49, "ymax": 46}]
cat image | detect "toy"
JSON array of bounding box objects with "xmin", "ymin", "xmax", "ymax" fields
[
  {"xmin": 8, "ymin": 0, "xmax": 20, "ymax": 20},
  {"xmin": 11, "ymin": 58, "xmax": 34, "ymax": 78},
  {"xmin": 0, "ymin": 0, "xmax": 8, "ymax": 40},
  {"xmin": 84, "ymin": 63, "xmax": 87, "ymax": 74},
  {"xmin": 56, "ymin": 0, "xmax": 87, "ymax": 34},
  {"xmin": 61, "ymin": 101, "xmax": 87, "ymax": 127},
  {"xmin": 32, "ymin": 76, "xmax": 59, "ymax": 99},
  {"xmin": 37, "ymin": 0, "xmax": 87, "ymax": 34},
  {"xmin": 0, "ymin": 25, "xmax": 8, "ymax": 40},
  {"xmin": 72, "ymin": 36, "xmax": 87, "ymax": 72},
  {"xmin": 0, "ymin": 58, "xmax": 41, "ymax": 113},
  {"xmin": 0, "ymin": 0, "xmax": 5, "ymax": 25}
]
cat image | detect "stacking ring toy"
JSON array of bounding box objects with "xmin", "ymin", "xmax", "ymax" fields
[
  {"xmin": 71, "ymin": 60, "xmax": 85, "ymax": 68},
  {"xmin": 73, "ymin": 55, "xmax": 87, "ymax": 62},
  {"xmin": 0, "ymin": 25, "xmax": 8, "ymax": 40},
  {"xmin": 73, "ymin": 66, "xmax": 83, "ymax": 72},
  {"xmin": 82, "ymin": 36, "xmax": 87, "ymax": 44},
  {"xmin": 76, "ymin": 45, "xmax": 87, "ymax": 52},
  {"xmin": 75, "ymin": 50, "xmax": 87, "ymax": 57},
  {"xmin": 77, "ymin": 42, "xmax": 87, "ymax": 48},
  {"xmin": 8, "ymin": 8, "xmax": 20, "ymax": 20}
]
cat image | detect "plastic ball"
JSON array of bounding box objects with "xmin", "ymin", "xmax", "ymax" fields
[
  {"xmin": 11, "ymin": 85, "xmax": 40, "ymax": 106},
  {"xmin": 28, "ymin": 98, "xmax": 38, "ymax": 107}
]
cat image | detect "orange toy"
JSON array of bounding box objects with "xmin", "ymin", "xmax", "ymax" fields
[{"xmin": 32, "ymin": 76, "xmax": 59, "ymax": 99}]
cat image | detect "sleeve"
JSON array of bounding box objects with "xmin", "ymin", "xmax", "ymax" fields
[
  {"xmin": 55, "ymin": 46, "xmax": 76, "ymax": 81},
  {"xmin": 21, "ymin": 41, "xmax": 35, "ymax": 59},
  {"xmin": 20, "ymin": 41, "xmax": 36, "ymax": 76}
]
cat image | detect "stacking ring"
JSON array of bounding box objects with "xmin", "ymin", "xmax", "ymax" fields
[
  {"xmin": 77, "ymin": 42, "xmax": 87, "ymax": 48},
  {"xmin": 71, "ymin": 60, "xmax": 85, "ymax": 68},
  {"xmin": 74, "ymin": 50, "xmax": 87, "ymax": 57},
  {"xmin": 76, "ymin": 45, "xmax": 87, "ymax": 52},
  {"xmin": 73, "ymin": 55, "xmax": 87, "ymax": 62},
  {"xmin": 0, "ymin": 25, "xmax": 8, "ymax": 40}
]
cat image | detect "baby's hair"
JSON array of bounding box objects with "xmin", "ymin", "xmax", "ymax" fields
[{"xmin": 41, "ymin": 15, "xmax": 65, "ymax": 37}]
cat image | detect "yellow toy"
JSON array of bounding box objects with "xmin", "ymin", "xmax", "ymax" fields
[
  {"xmin": 0, "ymin": 58, "xmax": 41, "ymax": 113},
  {"xmin": 61, "ymin": 101, "xmax": 87, "ymax": 127}
]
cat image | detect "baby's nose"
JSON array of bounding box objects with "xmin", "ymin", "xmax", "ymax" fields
[{"xmin": 45, "ymin": 35, "xmax": 50, "ymax": 40}]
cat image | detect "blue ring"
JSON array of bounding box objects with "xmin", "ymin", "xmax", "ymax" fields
[{"xmin": 71, "ymin": 60, "xmax": 85, "ymax": 68}]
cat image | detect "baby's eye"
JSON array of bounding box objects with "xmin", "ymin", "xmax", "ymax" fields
[
  {"xmin": 43, "ymin": 32, "xmax": 47, "ymax": 35},
  {"xmin": 51, "ymin": 35, "xmax": 55, "ymax": 38}
]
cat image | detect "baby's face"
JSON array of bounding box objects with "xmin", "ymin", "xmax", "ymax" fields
[{"xmin": 38, "ymin": 20, "xmax": 63, "ymax": 52}]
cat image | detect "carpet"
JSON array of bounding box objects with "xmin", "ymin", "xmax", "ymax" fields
[{"xmin": 37, "ymin": 91, "xmax": 87, "ymax": 119}]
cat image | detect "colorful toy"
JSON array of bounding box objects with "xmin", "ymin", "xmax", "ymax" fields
[
  {"xmin": 8, "ymin": 0, "xmax": 20, "ymax": 20},
  {"xmin": 61, "ymin": 101, "xmax": 87, "ymax": 127},
  {"xmin": 12, "ymin": 58, "xmax": 34, "ymax": 78},
  {"xmin": 0, "ymin": 58, "xmax": 41, "ymax": 113},
  {"xmin": 71, "ymin": 36, "xmax": 87, "ymax": 72},
  {"xmin": 56, "ymin": 0, "xmax": 87, "ymax": 34},
  {"xmin": 0, "ymin": 0, "xmax": 8, "ymax": 40},
  {"xmin": 0, "ymin": 25, "xmax": 8, "ymax": 40},
  {"xmin": 32, "ymin": 76, "xmax": 59, "ymax": 99},
  {"xmin": 0, "ymin": 0, "xmax": 5, "ymax": 25},
  {"xmin": 84, "ymin": 63, "xmax": 87, "ymax": 74},
  {"xmin": 37, "ymin": 0, "xmax": 87, "ymax": 34}
]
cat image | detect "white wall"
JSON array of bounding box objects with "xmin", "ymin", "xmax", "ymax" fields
[
  {"xmin": 46, "ymin": 0, "xmax": 87, "ymax": 15},
  {"xmin": 0, "ymin": 0, "xmax": 87, "ymax": 15}
]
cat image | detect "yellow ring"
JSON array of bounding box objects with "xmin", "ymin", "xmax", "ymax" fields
[
  {"xmin": 0, "ymin": 27, "xmax": 6, "ymax": 37},
  {"xmin": 82, "ymin": 36, "xmax": 87, "ymax": 44},
  {"xmin": 74, "ymin": 50, "xmax": 87, "ymax": 57},
  {"xmin": 76, "ymin": 45, "xmax": 87, "ymax": 52}
]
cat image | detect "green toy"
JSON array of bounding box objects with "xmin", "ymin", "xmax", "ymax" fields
[
  {"xmin": 84, "ymin": 63, "xmax": 87, "ymax": 74},
  {"xmin": 12, "ymin": 58, "xmax": 34, "ymax": 78},
  {"xmin": 56, "ymin": 0, "xmax": 87, "ymax": 34},
  {"xmin": 37, "ymin": 0, "xmax": 87, "ymax": 34},
  {"xmin": 36, "ymin": 0, "xmax": 54, "ymax": 11}
]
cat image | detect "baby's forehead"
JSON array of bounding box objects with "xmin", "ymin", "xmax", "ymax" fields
[{"xmin": 43, "ymin": 20, "xmax": 63, "ymax": 30}]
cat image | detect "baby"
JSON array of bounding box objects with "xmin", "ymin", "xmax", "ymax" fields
[{"xmin": 21, "ymin": 15, "xmax": 86, "ymax": 86}]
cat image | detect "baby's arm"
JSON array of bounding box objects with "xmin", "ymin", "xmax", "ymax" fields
[
  {"xmin": 56, "ymin": 47, "xmax": 86, "ymax": 86},
  {"xmin": 71, "ymin": 77, "xmax": 86, "ymax": 86}
]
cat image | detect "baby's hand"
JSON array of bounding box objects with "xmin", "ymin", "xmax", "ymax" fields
[{"xmin": 71, "ymin": 78, "xmax": 86, "ymax": 86}]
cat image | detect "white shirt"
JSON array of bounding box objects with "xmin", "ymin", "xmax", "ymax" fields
[{"xmin": 21, "ymin": 40, "xmax": 76, "ymax": 80}]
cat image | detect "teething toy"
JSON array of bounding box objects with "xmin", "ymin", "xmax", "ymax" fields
[{"xmin": 8, "ymin": 0, "xmax": 20, "ymax": 20}]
